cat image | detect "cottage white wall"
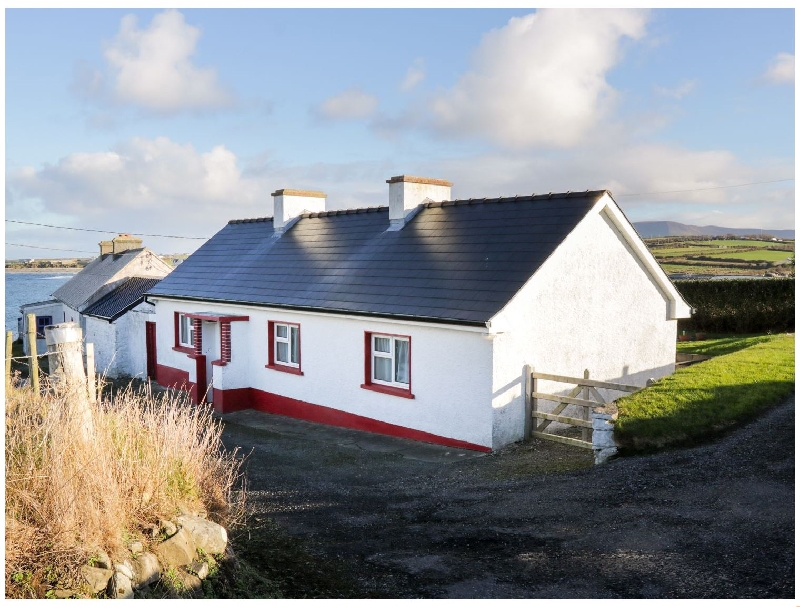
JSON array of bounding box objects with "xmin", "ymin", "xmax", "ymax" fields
[
  {"xmin": 83, "ymin": 304, "xmax": 154, "ymax": 379},
  {"xmin": 489, "ymin": 207, "xmax": 678, "ymax": 449},
  {"xmin": 85, "ymin": 316, "xmax": 118, "ymax": 377},
  {"xmin": 115, "ymin": 305, "xmax": 154, "ymax": 378},
  {"xmin": 153, "ymin": 298, "xmax": 495, "ymax": 448},
  {"xmin": 20, "ymin": 301, "xmax": 71, "ymax": 355}
]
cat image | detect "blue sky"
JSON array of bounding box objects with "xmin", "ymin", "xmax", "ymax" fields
[{"xmin": 5, "ymin": 8, "xmax": 795, "ymax": 257}]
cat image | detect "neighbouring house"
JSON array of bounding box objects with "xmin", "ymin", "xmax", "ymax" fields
[
  {"xmin": 146, "ymin": 176, "xmax": 692, "ymax": 452},
  {"xmin": 20, "ymin": 234, "xmax": 171, "ymax": 378}
]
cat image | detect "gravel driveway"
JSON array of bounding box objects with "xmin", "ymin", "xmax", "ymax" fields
[{"xmin": 220, "ymin": 396, "xmax": 794, "ymax": 599}]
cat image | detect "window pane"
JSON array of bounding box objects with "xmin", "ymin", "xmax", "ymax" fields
[
  {"xmin": 290, "ymin": 327, "xmax": 299, "ymax": 364},
  {"xmin": 276, "ymin": 341, "xmax": 289, "ymax": 363},
  {"xmin": 180, "ymin": 316, "xmax": 191, "ymax": 344},
  {"xmin": 394, "ymin": 339, "xmax": 409, "ymax": 384},
  {"xmin": 374, "ymin": 356, "xmax": 392, "ymax": 382},
  {"xmin": 374, "ymin": 336, "xmax": 391, "ymax": 353},
  {"xmin": 276, "ymin": 324, "xmax": 288, "ymax": 339}
]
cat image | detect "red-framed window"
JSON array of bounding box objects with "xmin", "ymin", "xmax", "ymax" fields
[
  {"xmin": 361, "ymin": 331, "xmax": 414, "ymax": 399},
  {"xmin": 266, "ymin": 321, "xmax": 303, "ymax": 376},
  {"xmin": 173, "ymin": 312, "xmax": 195, "ymax": 354}
]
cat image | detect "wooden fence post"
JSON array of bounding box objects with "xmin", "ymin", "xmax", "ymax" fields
[
  {"xmin": 6, "ymin": 331, "xmax": 13, "ymax": 387},
  {"xmin": 523, "ymin": 364, "xmax": 532, "ymax": 441},
  {"xmin": 582, "ymin": 369, "xmax": 590, "ymax": 442},
  {"xmin": 531, "ymin": 367, "xmax": 538, "ymax": 438},
  {"xmin": 25, "ymin": 313, "xmax": 40, "ymax": 395},
  {"xmin": 45, "ymin": 323, "xmax": 93, "ymax": 439}
]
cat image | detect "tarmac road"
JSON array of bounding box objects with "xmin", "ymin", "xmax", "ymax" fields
[{"xmin": 220, "ymin": 395, "xmax": 794, "ymax": 599}]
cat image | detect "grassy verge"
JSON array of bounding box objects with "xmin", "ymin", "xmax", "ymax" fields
[
  {"xmin": 615, "ymin": 334, "xmax": 795, "ymax": 452},
  {"xmin": 5, "ymin": 380, "xmax": 245, "ymax": 598},
  {"xmin": 676, "ymin": 333, "xmax": 778, "ymax": 356}
]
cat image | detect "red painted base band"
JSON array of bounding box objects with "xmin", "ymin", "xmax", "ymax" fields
[{"xmin": 157, "ymin": 364, "xmax": 491, "ymax": 452}]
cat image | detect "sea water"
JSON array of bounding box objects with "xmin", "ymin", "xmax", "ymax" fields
[{"xmin": 5, "ymin": 272, "xmax": 72, "ymax": 339}]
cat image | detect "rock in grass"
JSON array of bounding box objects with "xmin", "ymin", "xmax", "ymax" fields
[
  {"xmin": 94, "ymin": 550, "xmax": 112, "ymax": 570},
  {"xmin": 159, "ymin": 519, "xmax": 178, "ymax": 538},
  {"xmin": 188, "ymin": 560, "xmax": 209, "ymax": 580},
  {"xmin": 113, "ymin": 561, "xmax": 134, "ymax": 580},
  {"xmin": 155, "ymin": 528, "xmax": 196, "ymax": 568},
  {"xmin": 108, "ymin": 571, "xmax": 134, "ymax": 599},
  {"xmin": 177, "ymin": 514, "xmax": 228, "ymax": 555},
  {"xmin": 131, "ymin": 552, "xmax": 161, "ymax": 589},
  {"xmin": 80, "ymin": 565, "xmax": 114, "ymax": 594},
  {"xmin": 128, "ymin": 541, "xmax": 144, "ymax": 555}
]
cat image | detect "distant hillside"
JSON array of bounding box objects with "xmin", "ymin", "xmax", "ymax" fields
[{"xmin": 633, "ymin": 221, "xmax": 795, "ymax": 239}]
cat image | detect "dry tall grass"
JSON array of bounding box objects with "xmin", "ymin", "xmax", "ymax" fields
[{"xmin": 5, "ymin": 379, "xmax": 244, "ymax": 597}]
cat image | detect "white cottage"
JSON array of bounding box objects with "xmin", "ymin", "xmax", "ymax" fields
[
  {"xmin": 21, "ymin": 235, "xmax": 171, "ymax": 378},
  {"xmin": 146, "ymin": 176, "xmax": 691, "ymax": 452}
]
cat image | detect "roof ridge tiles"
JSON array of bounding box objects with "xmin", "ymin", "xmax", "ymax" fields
[
  {"xmin": 422, "ymin": 189, "xmax": 607, "ymax": 209},
  {"xmin": 227, "ymin": 190, "xmax": 608, "ymax": 223},
  {"xmin": 303, "ymin": 206, "xmax": 386, "ymax": 218},
  {"xmin": 228, "ymin": 217, "xmax": 273, "ymax": 224}
]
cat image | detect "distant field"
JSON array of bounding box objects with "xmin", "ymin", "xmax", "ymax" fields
[
  {"xmin": 709, "ymin": 250, "xmax": 793, "ymax": 262},
  {"xmin": 645, "ymin": 236, "xmax": 794, "ymax": 276}
]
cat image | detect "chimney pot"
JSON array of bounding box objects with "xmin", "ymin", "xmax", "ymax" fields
[
  {"xmin": 111, "ymin": 234, "xmax": 143, "ymax": 255},
  {"xmin": 271, "ymin": 189, "xmax": 326, "ymax": 232},
  {"xmin": 387, "ymin": 175, "xmax": 452, "ymax": 227}
]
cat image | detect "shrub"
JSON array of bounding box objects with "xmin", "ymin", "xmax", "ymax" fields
[
  {"xmin": 675, "ymin": 278, "xmax": 794, "ymax": 333},
  {"xmin": 5, "ymin": 380, "xmax": 244, "ymax": 598}
]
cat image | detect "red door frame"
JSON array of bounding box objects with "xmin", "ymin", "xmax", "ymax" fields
[{"xmin": 145, "ymin": 321, "xmax": 157, "ymax": 380}]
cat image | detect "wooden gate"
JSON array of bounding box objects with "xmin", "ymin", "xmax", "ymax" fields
[{"xmin": 526, "ymin": 369, "xmax": 640, "ymax": 449}]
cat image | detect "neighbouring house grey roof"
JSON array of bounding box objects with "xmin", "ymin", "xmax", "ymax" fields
[
  {"xmin": 148, "ymin": 191, "xmax": 607, "ymax": 326},
  {"xmin": 52, "ymin": 249, "xmax": 162, "ymax": 311},
  {"xmin": 20, "ymin": 299, "xmax": 60, "ymax": 311},
  {"xmin": 83, "ymin": 277, "xmax": 162, "ymax": 322}
]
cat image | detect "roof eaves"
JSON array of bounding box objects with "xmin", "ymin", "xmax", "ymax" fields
[{"xmin": 146, "ymin": 293, "xmax": 488, "ymax": 328}]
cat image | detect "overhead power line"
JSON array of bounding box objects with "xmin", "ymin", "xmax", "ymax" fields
[
  {"xmin": 5, "ymin": 219, "xmax": 208, "ymax": 240},
  {"xmin": 616, "ymin": 178, "xmax": 795, "ymax": 198},
  {"xmin": 5, "ymin": 242, "xmax": 97, "ymax": 254}
]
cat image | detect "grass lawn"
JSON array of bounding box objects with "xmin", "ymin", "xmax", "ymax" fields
[
  {"xmin": 709, "ymin": 250, "xmax": 793, "ymax": 262},
  {"xmin": 615, "ymin": 333, "xmax": 795, "ymax": 452}
]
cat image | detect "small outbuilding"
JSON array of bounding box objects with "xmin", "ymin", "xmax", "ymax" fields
[
  {"xmin": 146, "ymin": 176, "xmax": 691, "ymax": 451},
  {"xmin": 20, "ymin": 235, "xmax": 171, "ymax": 378}
]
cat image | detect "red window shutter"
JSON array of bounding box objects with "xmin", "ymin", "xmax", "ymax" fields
[{"xmin": 268, "ymin": 321, "xmax": 275, "ymax": 367}]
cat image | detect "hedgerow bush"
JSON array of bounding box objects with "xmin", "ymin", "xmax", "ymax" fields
[{"xmin": 675, "ymin": 278, "xmax": 794, "ymax": 333}]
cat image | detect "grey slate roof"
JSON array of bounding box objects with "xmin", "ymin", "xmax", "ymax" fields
[
  {"xmin": 83, "ymin": 277, "xmax": 162, "ymax": 322},
  {"xmin": 52, "ymin": 249, "xmax": 147, "ymax": 310},
  {"xmin": 147, "ymin": 191, "xmax": 607, "ymax": 326}
]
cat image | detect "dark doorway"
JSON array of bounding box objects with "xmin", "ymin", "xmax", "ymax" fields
[{"xmin": 145, "ymin": 321, "xmax": 157, "ymax": 380}]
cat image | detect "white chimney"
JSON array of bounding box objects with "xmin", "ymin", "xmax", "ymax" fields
[
  {"xmin": 271, "ymin": 189, "xmax": 327, "ymax": 232},
  {"xmin": 386, "ymin": 175, "xmax": 452, "ymax": 228}
]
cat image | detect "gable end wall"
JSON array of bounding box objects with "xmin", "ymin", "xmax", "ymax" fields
[{"xmin": 489, "ymin": 207, "xmax": 678, "ymax": 449}]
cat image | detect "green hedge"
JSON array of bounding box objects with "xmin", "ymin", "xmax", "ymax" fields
[{"xmin": 675, "ymin": 278, "xmax": 794, "ymax": 334}]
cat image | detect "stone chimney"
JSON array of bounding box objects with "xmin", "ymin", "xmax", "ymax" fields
[
  {"xmin": 271, "ymin": 189, "xmax": 327, "ymax": 233},
  {"xmin": 99, "ymin": 240, "xmax": 113, "ymax": 256},
  {"xmin": 387, "ymin": 175, "xmax": 452, "ymax": 229},
  {"xmin": 111, "ymin": 234, "xmax": 144, "ymax": 254}
]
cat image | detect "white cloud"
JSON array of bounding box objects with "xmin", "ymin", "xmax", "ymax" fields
[
  {"xmin": 6, "ymin": 135, "xmax": 793, "ymax": 259},
  {"xmin": 428, "ymin": 142, "xmax": 794, "ymax": 229},
  {"xmin": 99, "ymin": 9, "xmax": 232, "ymax": 112},
  {"xmin": 763, "ymin": 52, "xmax": 794, "ymax": 84},
  {"xmin": 315, "ymin": 88, "xmax": 379, "ymax": 121},
  {"xmin": 430, "ymin": 9, "xmax": 648, "ymax": 148},
  {"xmin": 401, "ymin": 58, "xmax": 426, "ymax": 91},
  {"xmin": 654, "ymin": 79, "xmax": 697, "ymax": 99},
  {"xmin": 7, "ymin": 137, "xmax": 266, "ymax": 242}
]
